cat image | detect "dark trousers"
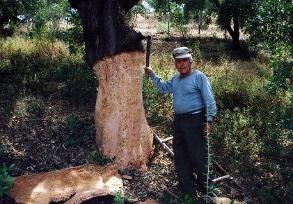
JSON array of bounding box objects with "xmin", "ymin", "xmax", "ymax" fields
[{"xmin": 173, "ymin": 112, "xmax": 208, "ymax": 196}]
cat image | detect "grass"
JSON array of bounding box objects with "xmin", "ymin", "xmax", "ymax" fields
[{"xmin": 0, "ymin": 35, "xmax": 292, "ymax": 203}]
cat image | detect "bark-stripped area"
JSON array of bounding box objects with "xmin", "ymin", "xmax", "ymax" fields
[{"xmin": 94, "ymin": 51, "xmax": 153, "ymax": 170}]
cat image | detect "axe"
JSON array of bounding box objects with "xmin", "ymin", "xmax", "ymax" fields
[{"xmin": 143, "ymin": 36, "xmax": 152, "ymax": 67}]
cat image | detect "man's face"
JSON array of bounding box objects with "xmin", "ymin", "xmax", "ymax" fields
[{"xmin": 175, "ymin": 58, "xmax": 192, "ymax": 76}]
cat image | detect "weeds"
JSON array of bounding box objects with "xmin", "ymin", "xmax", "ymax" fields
[
  {"xmin": 0, "ymin": 164, "xmax": 16, "ymax": 197},
  {"xmin": 190, "ymin": 41, "xmax": 202, "ymax": 65},
  {"xmin": 113, "ymin": 191, "xmax": 127, "ymax": 204}
]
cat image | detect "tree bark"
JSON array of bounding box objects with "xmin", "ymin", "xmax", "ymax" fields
[
  {"xmin": 68, "ymin": 0, "xmax": 143, "ymax": 67},
  {"xmin": 93, "ymin": 51, "xmax": 153, "ymax": 170},
  {"xmin": 9, "ymin": 164, "xmax": 123, "ymax": 204}
]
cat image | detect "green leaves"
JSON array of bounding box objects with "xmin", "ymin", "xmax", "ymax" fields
[
  {"xmin": 0, "ymin": 0, "xmax": 70, "ymax": 38},
  {"xmin": 0, "ymin": 164, "xmax": 16, "ymax": 197},
  {"xmin": 266, "ymin": 44, "xmax": 293, "ymax": 94},
  {"xmin": 113, "ymin": 191, "xmax": 127, "ymax": 204},
  {"xmin": 246, "ymin": 0, "xmax": 293, "ymax": 50}
]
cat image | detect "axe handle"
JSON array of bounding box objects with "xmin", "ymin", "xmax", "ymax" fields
[{"xmin": 146, "ymin": 36, "xmax": 151, "ymax": 67}]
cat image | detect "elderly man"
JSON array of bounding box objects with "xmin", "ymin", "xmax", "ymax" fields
[{"xmin": 145, "ymin": 47, "xmax": 217, "ymax": 200}]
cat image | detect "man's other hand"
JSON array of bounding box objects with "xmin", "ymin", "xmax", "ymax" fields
[
  {"xmin": 145, "ymin": 66, "xmax": 154, "ymax": 76},
  {"xmin": 204, "ymin": 122, "xmax": 213, "ymax": 136}
]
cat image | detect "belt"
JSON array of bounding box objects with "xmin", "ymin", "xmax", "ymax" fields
[{"xmin": 175, "ymin": 109, "xmax": 204, "ymax": 116}]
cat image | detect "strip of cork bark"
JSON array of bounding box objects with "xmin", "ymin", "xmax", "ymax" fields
[{"xmin": 9, "ymin": 164, "xmax": 122, "ymax": 204}]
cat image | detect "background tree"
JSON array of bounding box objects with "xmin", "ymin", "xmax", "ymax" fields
[
  {"xmin": 246, "ymin": 0, "xmax": 293, "ymax": 95},
  {"xmin": 149, "ymin": 0, "xmax": 255, "ymax": 46},
  {"xmin": 0, "ymin": 0, "xmax": 69, "ymax": 39},
  {"xmin": 0, "ymin": 0, "xmax": 20, "ymax": 35},
  {"xmin": 31, "ymin": 0, "xmax": 69, "ymax": 40},
  {"xmin": 211, "ymin": 0, "xmax": 256, "ymax": 49},
  {"xmin": 126, "ymin": 1, "xmax": 150, "ymax": 27},
  {"xmin": 148, "ymin": 0, "xmax": 192, "ymax": 37},
  {"xmin": 147, "ymin": 0, "xmax": 172, "ymax": 36},
  {"xmin": 246, "ymin": 0, "xmax": 293, "ymax": 50},
  {"xmin": 178, "ymin": 0, "xmax": 213, "ymax": 35}
]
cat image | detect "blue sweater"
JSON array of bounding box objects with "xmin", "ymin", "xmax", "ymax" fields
[{"xmin": 150, "ymin": 69, "xmax": 217, "ymax": 122}]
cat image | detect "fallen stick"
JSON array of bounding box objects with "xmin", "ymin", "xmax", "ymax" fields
[
  {"xmin": 212, "ymin": 175, "xmax": 232, "ymax": 183},
  {"xmin": 212, "ymin": 161, "xmax": 244, "ymax": 191},
  {"xmin": 212, "ymin": 160, "xmax": 229, "ymax": 175}
]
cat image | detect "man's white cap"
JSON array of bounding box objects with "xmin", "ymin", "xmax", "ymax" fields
[{"xmin": 172, "ymin": 47, "xmax": 192, "ymax": 59}]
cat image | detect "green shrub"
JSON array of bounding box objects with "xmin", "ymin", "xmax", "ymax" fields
[
  {"xmin": 113, "ymin": 191, "xmax": 127, "ymax": 204},
  {"xmin": 0, "ymin": 164, "xmax": 16, "ymax": 197},
  {"xmin": 61, "ymin": 8, "xmax": 84, "ymax": 54},
  {"xmin": 266, "ymin": 44, "xmax": 293, "ymax": 95},
  {"xmin": 211, "ymin": 94, "xmax": 292, "ymax": 202},
  {"xmin": 211, "ymin": 109, "xmax": 260, "ymax": 171},
  {"xmin": 181, "ymin": 195, "xmax": 194, "ymax": 204},
  {"xmin": 211, "ymin": 66, "xmax": 265, "ymax": 110}
]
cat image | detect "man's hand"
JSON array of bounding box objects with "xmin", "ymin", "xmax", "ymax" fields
[
  {"xmin": 204, "ymin": 122, "xmax": 213, "ymax": 136},
  {"xmin": 145, "ymin": 66, "xmax": 154, "ymax": 76}
]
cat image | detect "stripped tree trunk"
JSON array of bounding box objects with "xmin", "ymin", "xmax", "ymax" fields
[
  {"xmin": 93, "ymin": 51, "xmax": 153, "ymax": 170},
  {"xmin": 68, "ymin": 0, "xmax": 153, "ymax": 170}
]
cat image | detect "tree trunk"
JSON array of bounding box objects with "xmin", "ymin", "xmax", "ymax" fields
[
  {"xmin": 93, "ymin": 51, "xmax": 153, "ymax": 170},
  {"xmin": 198, "ymin": 10, "xmax": 202, "ymax": 35},
  {"xmin": 232, "ymin": 13, "xmax": 240, "ymax": 49},
  {"xmin": 226, "ymin": 24, "xmax": 240, "ymax": 49},
  {"xmin": 68, "ymin": 0, "xmax": 153, "ymax": 170}
]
